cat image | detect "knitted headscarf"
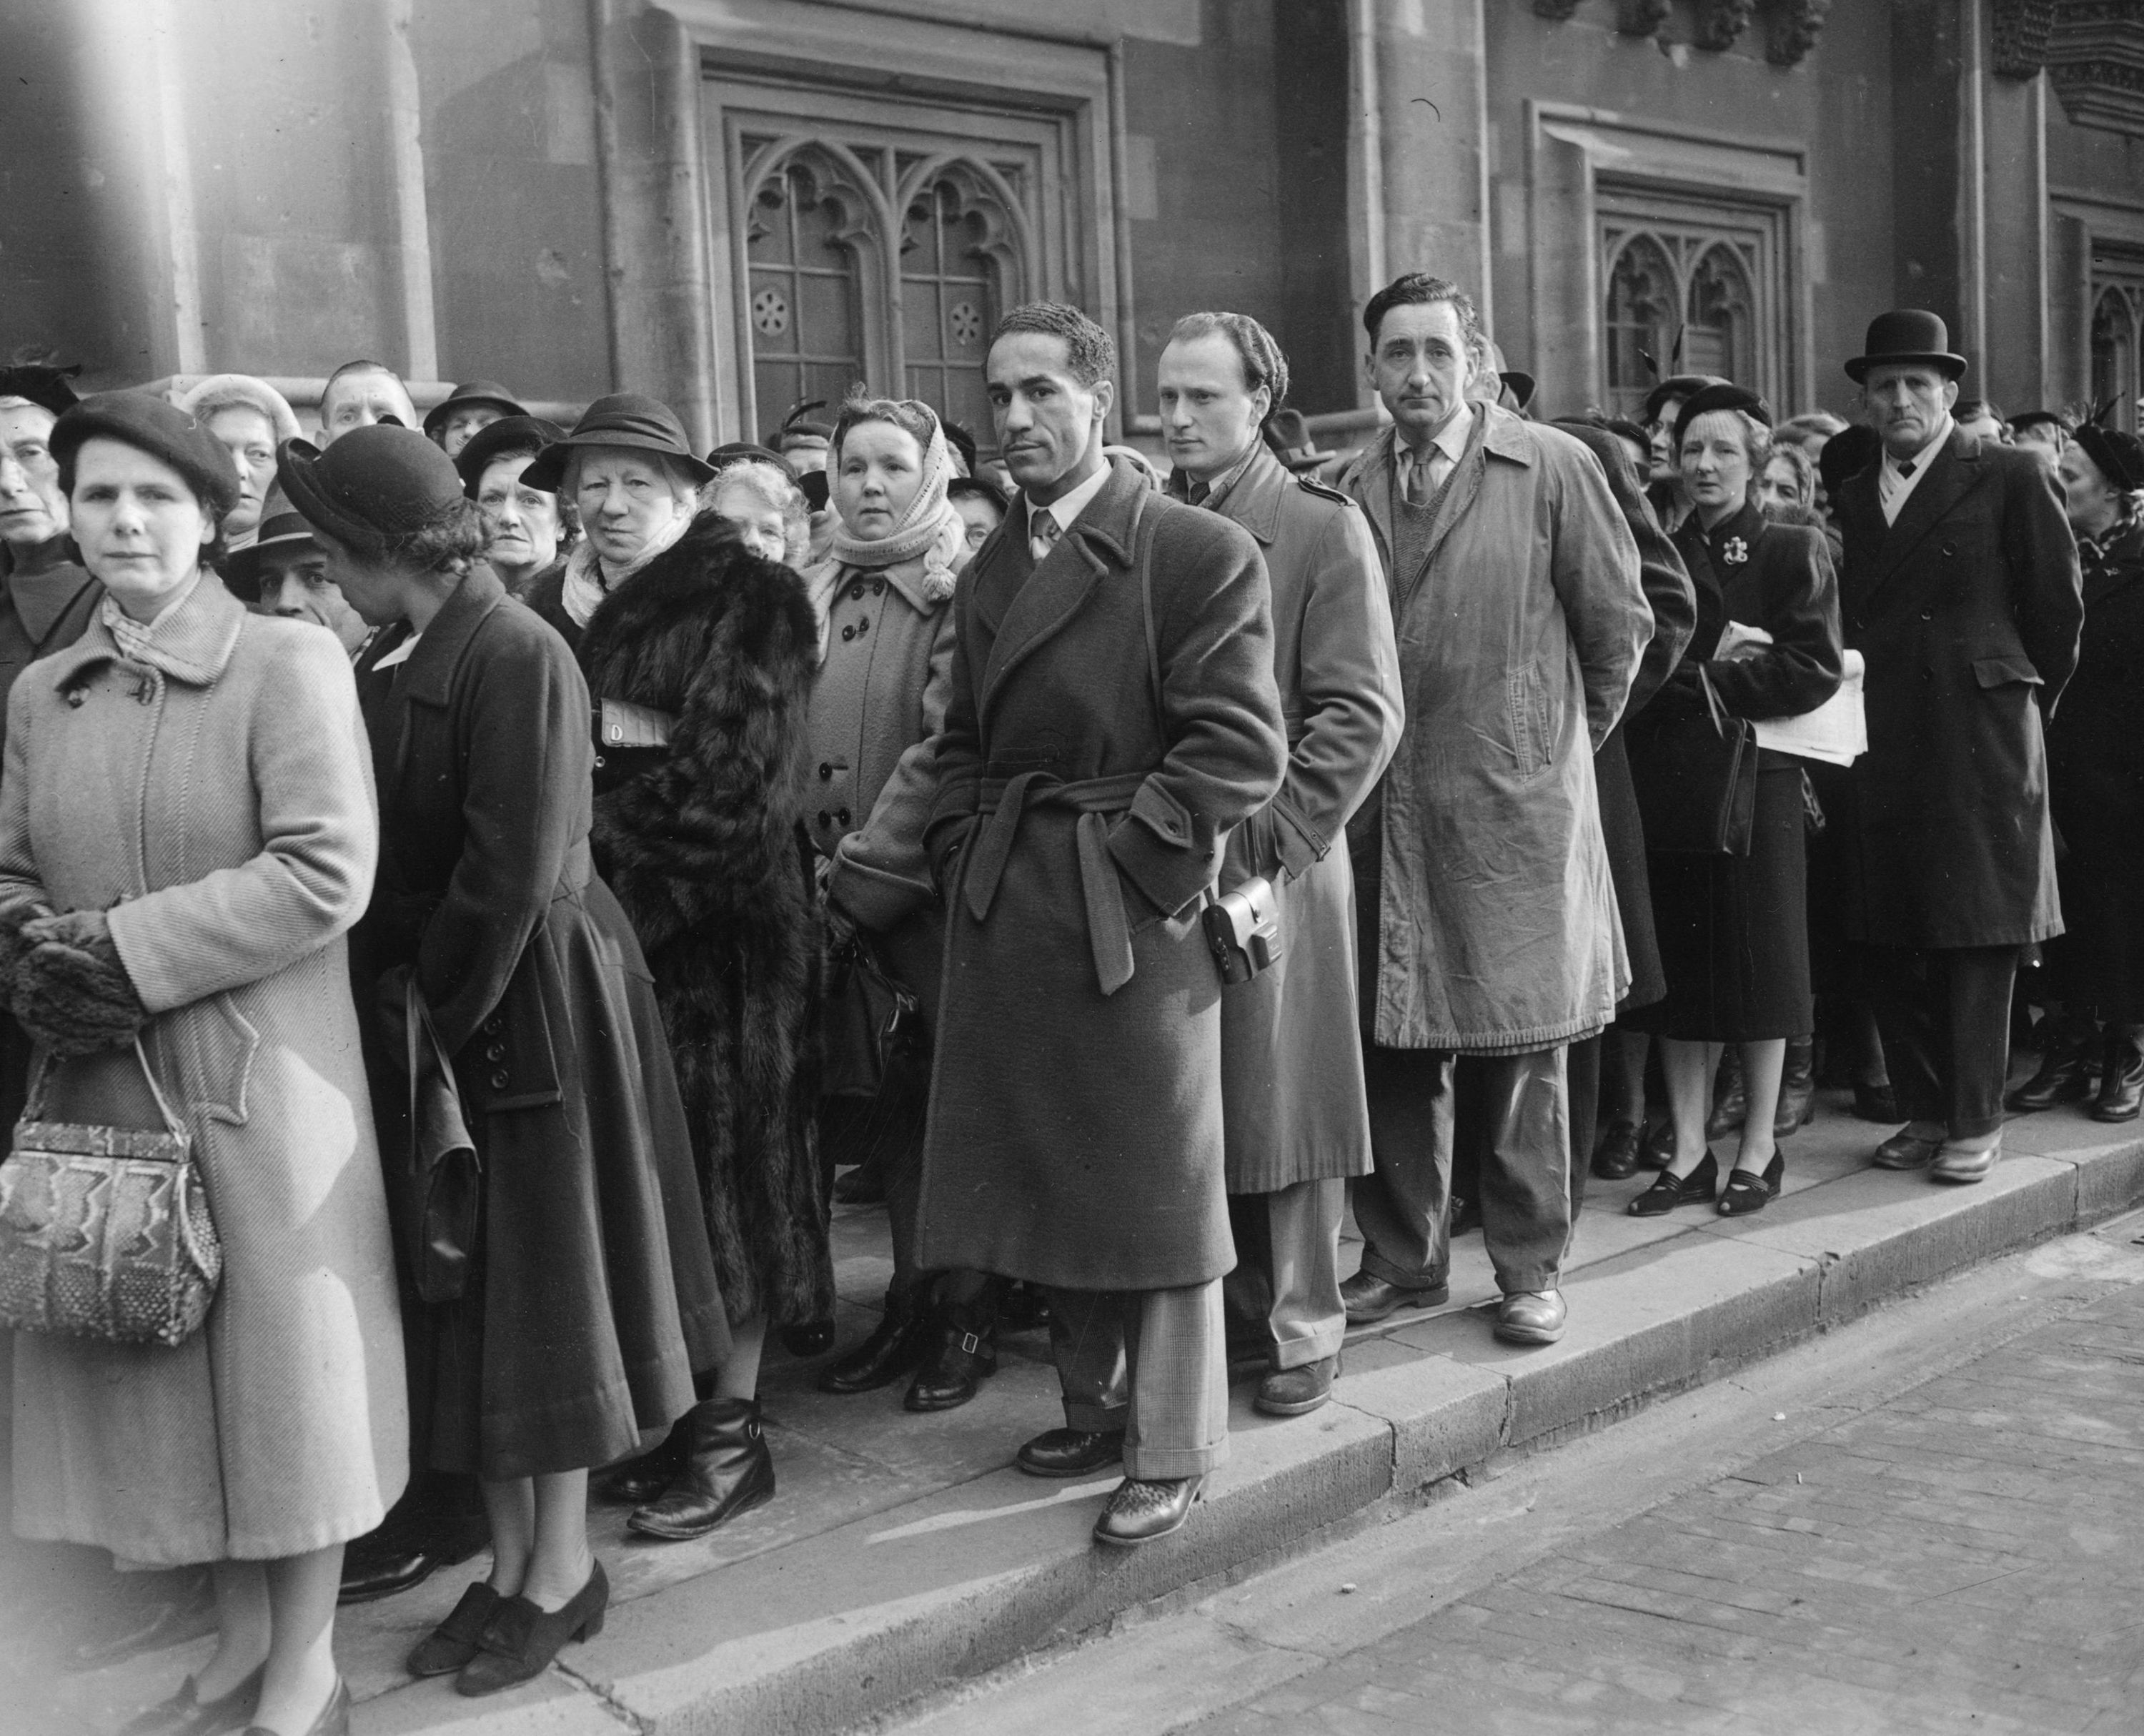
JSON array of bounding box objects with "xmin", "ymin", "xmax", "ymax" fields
[{"xmin": 828, "ymin": 402, "xmax": 965, "ymax": 598}]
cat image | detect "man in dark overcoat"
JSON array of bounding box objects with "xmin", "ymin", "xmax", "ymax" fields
[
  {"xmin": 1158, "ymin": 313, "xmax": 1402, "ymax": 1419},
  {"xmin": 1832, "ymin": 310, "xmax": 2082, "ymax": 1182},
  {"xmin": 916, "ymin": 304, "xmax": 1286, "ymax": 1547},
  {"xmin": 1335, "ymin": 273, "xmax": 1650, "ymax": 1348}
]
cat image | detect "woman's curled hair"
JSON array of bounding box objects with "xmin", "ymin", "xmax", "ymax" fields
[
  {"xmin": 387, "ymin": 495, "xmax": 491, "ymax": 579},
  {"xmin": 830, "ymin": 395, "xmax": 938, "ymax": 460}
]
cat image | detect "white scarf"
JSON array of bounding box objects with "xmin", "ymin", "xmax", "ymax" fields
[{"xmin": 561, "ymin": 507, "xmax": 694, "ymax": 628}]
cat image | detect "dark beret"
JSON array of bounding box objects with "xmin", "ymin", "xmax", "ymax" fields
[
  {"xmin": 454, "ymin": 414, "xmax": 566, "ymax": 498},
  {"xmin": 2074, "ymin": 424, "xmax": 2144, "ymax": 495},
  {"xmin": 1673, "ymin": 384, "xmax": 1773, "ymax": 456},
  {"xmin": 1817, "ymin": 425, "xmax": 1882, "ymax": 497},
  {"xmin": 50, "ymin": 390, "xmax": 241, "ymax": 517},
  {"xmin": 276, "ymin": 424, "xmax": 465, "ymax": 555},
  {"xmin": 706, "ymin": 441, "xmax": 795, "ymax": 476},
  {"xmin": 0, "ymin": 364, "xmax": 81, "ymax": 419}
]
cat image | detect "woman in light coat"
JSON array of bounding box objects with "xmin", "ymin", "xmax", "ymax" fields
[{"xmin": 4, "ymin": 392, "xmax": 403, "ymax": 1736}]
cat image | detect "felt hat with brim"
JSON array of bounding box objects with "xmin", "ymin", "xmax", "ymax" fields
[
  {"xmin": 1499, "ymin": 372, "xmax": 1537, "ymax": 412},
  {"xmin": 0, "ymin": 364, "xmax": 81, "ymax": 419},
  {"xmin": 520, "ymin": 394, "xmax": 713, "ymax": 494},
  {"xmin": 2074, "ymin": 424, "xmax": 2144, "ymax": 495},
  {"xmin": 1674, "ymin": 382, "xmax": 1773, "ymax": 454},
  {"xmin": 1267, "ymin": 408, "xmax": 1339, "ymax": 472},
  {"xmin": 276, "ymin": 424, "xmax": 465, "ymax": 556},
  {"xmin": 1817, "ymin": 425, "xmax": 1883, "ymax": 497},
  {"xmin": 1641, "ymin": 375, "xmax": 1726, "ymax": 430},
  {"xmin": 1845, "ymin": 309, "xmax": 1968, "ymax": 384},
  {"xmin": 51, "ymin": 390, "xmax": 241, "ymax": 518},
  {"xmin": 422, "ymin": 379, "xmax": 529, "ymax": 439},
  {"xmin": 221, "ymin": 484, "xmax": 319, "ymax": 599},
  {"xmin": 454, "ymin": 415, "xmax": 567, "ymax": 498},
  {"xmin": 2009, "ymin": 410, "xmax": 2070, "ymax": 437}
]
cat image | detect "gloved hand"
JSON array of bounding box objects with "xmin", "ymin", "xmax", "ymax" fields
[{"xmin": 14, "ymin": 908, "xmax": 150, "ymax": 1056}]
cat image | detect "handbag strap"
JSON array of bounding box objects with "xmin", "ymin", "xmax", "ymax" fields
[
  {"xmin": 405, "ymin": 975, "xmax": 455, "ymax": 1141},
  {"xmin": 21, "ymin": 1034, "xmax": 186, "ymax": 1141},
  {"xmin": 1697, "ymin": 663, "xmax": 1731, "ymax": 738}
]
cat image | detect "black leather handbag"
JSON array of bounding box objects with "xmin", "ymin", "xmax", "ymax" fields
[{"xmin": 1629, "ymin": 665, "xmax": 1760, "ymax": 856}]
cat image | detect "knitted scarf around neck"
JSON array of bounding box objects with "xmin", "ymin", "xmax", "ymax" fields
[{"xmin": 828, "ymin": 407, "xmax": 966, "ymax": 593}]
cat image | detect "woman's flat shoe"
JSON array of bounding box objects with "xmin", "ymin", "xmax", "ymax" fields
[
  {"xmin": 1627, "ymin": 1152, "xmax": 1718, "ymax": 1216},
  {"xmin": 121, "ymin": 1666, "xmax": 263, "ymax": 1736},
  {"xmin": 239, "ymin": 1676, "xmax": 348, "ymax": 1736},
  {"xmin": 1717, "ymin": 1152, "xmax": 1785, "ymax": 1216},
  {"xmin": 407, "ymin": 1581, "xmax": 502, "ymax": 1677},
  {"xmin": 455, "ymin": 1561, "xmax": 609, "ymax": 1697}
]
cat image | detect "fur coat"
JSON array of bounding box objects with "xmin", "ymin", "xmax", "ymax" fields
[{"xmin": 577, "ymin": 516, "xmax": 832, "ymax": 1328}]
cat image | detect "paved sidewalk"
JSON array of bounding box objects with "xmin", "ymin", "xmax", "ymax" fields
[
  {"xmin": 1201, "ymin": 1255, "xmax": 2144, "ymax": 1733},
  {"xmin": 27, "ymin": 1089, "xmax": 2144, "ymax": 1735}
]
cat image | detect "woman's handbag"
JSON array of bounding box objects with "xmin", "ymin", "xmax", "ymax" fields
[
  {"xmin": 592, "ymin": 696, "xmax": 675, "ymax": 794},
  {"xmin": 0, "ymin": 1037, "xmax": 221, "ymax": 1348},
  {"xmin": 1629, "ymin": 665, "xmax": 1760, "ymax": 856},
  {"xmin": 820, "ymin": 926, "xmax": 930, "ymax": 1179},
  {"xmin": 404, "ymin": 978, "xmax": 480, "ymax": 1305}
]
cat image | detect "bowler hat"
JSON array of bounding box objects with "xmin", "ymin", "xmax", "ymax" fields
[
  {"xmin": 422, "ymin": 379, "xmax": 529, "ymax": 440},
  {"xmin": 520, "ymin": 394, "xmax": 714, "ymax": 494},
  {"xmin": 222, "ymin": 484, "xmax": 319, "ymax": 600},
  {"xmin": 454, "ymin": 415, "xmax": 567, "ymax": 498},
  {"xmin": 0, "ymin": 364, "xmax": 81, "ymax": 419},
  {"xmin": 1845, "ymin": 310, "xmax": 1967, "ymax": 384},
  {"xmin": 2074, "ymin": 424, "xmax": 2144, "ymax": 495},
  {"xmin": 1817, "ymin": 425, "xmax": 1882, "ymax": 497},
  {"xmin": 1639, "ymin": 374, "xmax": 1727, "ymax": 430},
  {"xmin": 276, "ymin": 424, "xmax": 466, "ymax": 555},
  {"xmin": 50, "ymin": 390, "xmax": 241, "ymax": 518},
  {"xmin": 1673, "ymin": 382, "xmax": 1773, "ymax": 455}
]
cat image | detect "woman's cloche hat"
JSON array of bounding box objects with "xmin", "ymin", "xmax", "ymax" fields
[
  {"xmin": 1845, "ymin": 309, "xmax": 1969, "ymax": 384},
  {"xmin": 49, "ymin": 391, "xmax": 241, "ymax": 518},
  {"xmin": 275, "ymin": 424, "xmax": 465, "ymax": 555},
  {"xmin": 520, "ymin": 394, "xmax": 715, "ymax": 494}
]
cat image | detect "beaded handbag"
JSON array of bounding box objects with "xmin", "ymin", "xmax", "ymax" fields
[{"xmin": 0, "ymin": 1038, "xmax": 219, "ymax": 1348}]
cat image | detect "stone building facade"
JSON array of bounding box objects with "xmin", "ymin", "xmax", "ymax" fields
[{"xmin": 4, "ymin": 1, "xmax": 2142, "ymax": 444}]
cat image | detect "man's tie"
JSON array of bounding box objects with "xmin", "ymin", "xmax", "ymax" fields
[
  {"xmin": 1404, "ymin": 450, "xmax": 1431, "ymax": 508},
  {"xmin": 1029, "ymin": 510, "xmax": 1063, "ymax": 565},
  {"xmin": 1897, "ymin": 458, "xmax": 1916, "ymax": 479}
]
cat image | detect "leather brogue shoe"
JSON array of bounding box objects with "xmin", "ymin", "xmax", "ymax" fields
[
  {"xmin": 1494, "ymin": 1289, "xmax": 1567, "ymax": 1346},
  {"xmin": 1339, "ymin": 1270, "xmax": 1449, "ymax": 1324},
  {"xmin": 1871, "ymin": 1129, "xmax": 1942, "ymax": 1170},
  {"xmin": 1016, "ymin": 1427, "xmax": 1125, "ymax": 1479},
  {"xmin": 119, "ymin": 1666, "xmax": 262, "ymax": 1736},
  {"xmin": 1627, "ymin": 1151, "xmax": 1717, "ymax": 1216},
  {"xmin": 1255, "ymin": 1354, "xmax": 1338, "ymax": 1417},
  {"xmin": 627, "ymin": 1398, "xmax": 775, "ymax": 1540},
  {"xmin": 338, "ymin": 1509, "xmax": 489, "ymax": 1604},
  {"xmin": 1591, "ymin": 1120, "xmax": 1642, "ymax": 1181},
  {"xmin": 819, "ymin": 1295, "xmax": 935, "ymax": 1395},
  {"xmin": 1930, "ymin": 1138, "xmax": 2000, "ymax": 1185},
  {"xmin": 2090, "ymin": 1038, "xmax": 2144, "ymax": 1124},
  {"xmin": 1093, "ymin": 1474, "xmax": 1203, "ymax": 1547},
  {"xmin": 905, "ymin": 1324, "xmax": 997, "ymax": 1412}
]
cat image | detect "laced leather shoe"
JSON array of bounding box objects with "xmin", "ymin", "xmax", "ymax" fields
[
  {"xmin": 1339, "ymin": 1270, "xmax": 1449, "ymax": 1324},
  {"xmin": 1254, "ymin": 1354, "xmax": 1338, "ymax": 1417},
  {"xmin": 1930, "ymin": 1137, "xmax": 2000, "ymax": 1185},
  {"xmin": 1494, "ymin": 1289, "xmax": 1567, "ymax": 1345},
  {"xmin": 1092, "ymin": 1474, "xmax": 1203, "ymax": 1547},
  {"xmin": 1016, "ymin": 1427, "xmax": 1125, "ymax": 1478},
  {"xmin": 1872, "ymin": 1129, "xmax": 1942, "ymax": 1170}
]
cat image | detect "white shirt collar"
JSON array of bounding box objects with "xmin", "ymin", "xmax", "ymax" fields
[
  {"xmin": 1026, "ymin": 461, "xmax": 1113, "ymax": 540},
  {"xmin": 1397, "ymin": 399, "xmax": 1474, "ymax": 474},
  {"xmin": 1877, "ymin": 415, "xmax": 1953, "ymax": 525},
  {"xmin": 1885, "ymin": 415, "xmax": 1953, "ymax": 477}
]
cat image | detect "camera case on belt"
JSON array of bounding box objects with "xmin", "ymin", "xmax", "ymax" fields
[{"xmin": 1202, "ymin": 876, "xmax": 1283, "ymax": 986}]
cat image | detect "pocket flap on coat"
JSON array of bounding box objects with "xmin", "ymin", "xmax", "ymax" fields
[{"xmin": 1972, "ymin": 655, "xmax": 2043, "ymax": 689}]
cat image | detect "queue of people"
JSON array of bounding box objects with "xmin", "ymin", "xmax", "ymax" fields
[{"xmin": 0, "ymin": 276, "xmax": 2110, "ymax": 1733}]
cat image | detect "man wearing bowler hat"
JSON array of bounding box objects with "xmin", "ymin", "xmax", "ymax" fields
[{"xmin": 1831, "ymin": 310, "xmax": 2082, "ymax": 1183}]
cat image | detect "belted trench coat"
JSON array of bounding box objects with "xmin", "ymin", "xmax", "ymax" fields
[
  {"xmin": 1340, "ymin": 412, "xmax": 1652, "ymax": 1053},
  {"xmin": 916, "ymin": 458, "xmax": 1287, "ymax": 1291},
  {"xmin": 1832, "ymin": 428, "xmax": 2081, "ymax": 948},
  {"xmin": 1185, "ymin": 445, "xmax": 1402, "ymax": 1194}
]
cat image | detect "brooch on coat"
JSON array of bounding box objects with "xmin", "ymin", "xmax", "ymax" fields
[{"xmin": 1722, "ymin": 535, "xmax": 1749, "ymax": 565}]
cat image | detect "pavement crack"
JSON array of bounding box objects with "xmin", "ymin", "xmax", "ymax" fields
[{"xmin": 555, "ymin": 1662, "xmax": 653, "ymax": 1733}]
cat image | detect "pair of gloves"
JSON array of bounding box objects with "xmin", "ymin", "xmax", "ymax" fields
[{"xmin": 0, "ymin": 907, "xmax": 150, "ymax": 1057}]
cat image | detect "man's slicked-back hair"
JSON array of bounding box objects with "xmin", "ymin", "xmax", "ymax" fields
[
  {"xmin": 1165, "ymin": 312, "xmax": 1290, "ymax": 422},
  {"xmin": 991, "ymin": 302, "xmax": 1116, "ymax": 388},
  {"xmin": 1361, "ymin": 273, "xmax": 1484, "ymax": 357},
  {"xmin": 324, "ymin": 358, "xmax": 407, "ymax": 393}
]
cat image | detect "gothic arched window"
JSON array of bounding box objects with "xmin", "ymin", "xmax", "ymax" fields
[
  {"xmin": 1597, "ymin": 204, "xmax": 1783, "ymax": 421},
  {"xmin": 1685, "ymin": 244, "xmax": 1757, "ymax": 387},
  {"xmin": 1604, "ymin": 234, "xmax": 1677, "ymax": 420},
  {"xmin": 2092, "ymin": 284, "xmax": 2139, "ymax": 431},
  {"xmin": 746, "ymin": 159, "xmax": 869, "ymax": 428},
  {"xmin": 898, "ymin": 168, "xmax": 1021, "ymax": 447}
]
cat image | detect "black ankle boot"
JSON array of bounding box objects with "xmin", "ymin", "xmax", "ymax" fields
[
  {"xmin": 2091, "ymin": 1029, "xmax": 2144, "ymax": 1124},
  {"xmin": 626, "ymin": 1398, "xmax": 775, "ymax": 1541},
  {"xmin": 1772, "ymin": 1036, "xmax": 1817, "ymax": 1137},
  {"xmin": 2006, "ymin": 1031, "xmax": 2099, "ymax": 1113},
  {"xmin": 818, "ymin": 1288, "xmax": 935, "ymax": 1394},
  {"xmin": 905, "ymin": 1295, "xmax": 1000, "ymax": 1413}
]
